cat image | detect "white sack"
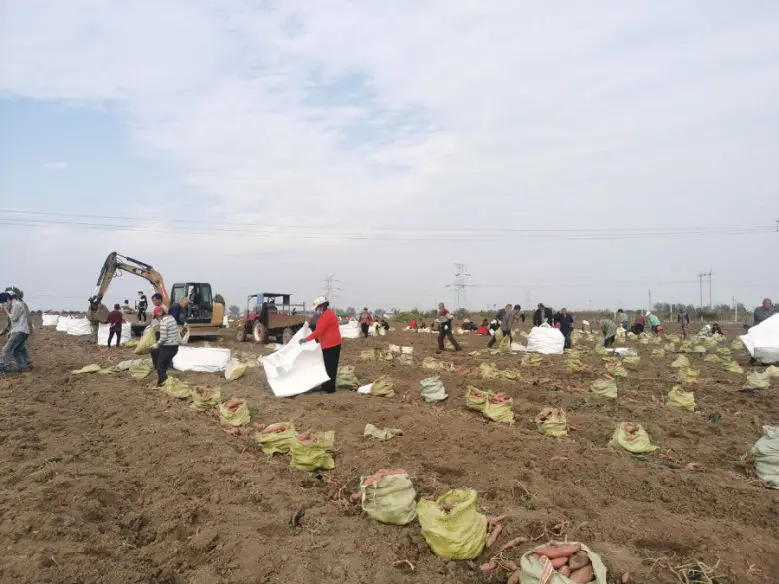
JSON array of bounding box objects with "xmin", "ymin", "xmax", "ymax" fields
[
  {"xmin": 173, "ymin": 346, "xmax": 231, "ymax": 373},
  {"xmin": 56, "ymin": 316, "xmax": 70, "ymax": 332},
  {"xmin": 741, "ymin": 314, "xmax": 779, "ymax": 364},
  {"xmin": 97, "ymin": 322, "xmax": 132, "ymax": 346},
  {"xmin": 526, "ymin": 324, "xmax": 565, "ymax": 355},
  {"xmin": 262, "ymin": 324, "xmax": 331, "ymax": 397},
  {"xmin": 339, "ymin": 321, "xmax": 361, "ymax": 339},
  {"xmin": 67, "ymin": 318, "xmax": 93, "ymax": 336},
  {"xmin": 42, "ymin": 314, "xmax": 59, "ymax": 326}
]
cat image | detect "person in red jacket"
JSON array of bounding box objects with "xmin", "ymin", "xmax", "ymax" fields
[
  {"xmin": 300, "ymin": 296, "xmax": 342, "ymax": 393},
  {"xmin": 105, "ymin": 304, "xmax": 125, "ymax": 348}
]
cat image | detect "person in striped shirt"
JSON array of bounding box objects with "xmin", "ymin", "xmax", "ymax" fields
[{"xmin": 151, "ymin": 306, "xmax": 180, "ymax": 386}]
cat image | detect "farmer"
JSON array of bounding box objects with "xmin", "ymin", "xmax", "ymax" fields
[
  {"xmin": 533, "ymin": 303, "xmax": 553, "ymax": 326},
  {"xmin": 631, "ymin": 313, "xmax": 646, "ymax": 335},
  {"xmin": 677, "ymin": 309, "xmax": 690, "ymax": 339},
  {"xmin": 300, "ymin": 297, "xmax": 342, "ymax": 393},
  {"xmin": 106, "ymin": 303, "xmax": 124, "ymax": 348},
  {"xmin": 554, "ymin": 307, "xmax": 575, "ymax": 349},
  {"xmin": 754, "ymin": 298, "xmax": 775, "ymax": 325},
  {"xmin": 646, "ymin": 311, "xmax": 662, "ymax": 335},
  {"xmin": 436, "ymin": 302, "xmax": 461, "ymax": 352},
  {"xmin": 168, "ymin": 297, "xmax": 190, "ymax": 325},
  {"xmin": 488, "ymin": 304, "xmax": 511, "ymax": 340},
  {"xmin": 0, "ymin": 288, "xmax": 32, "ymax": 374},
  {"xmin": 489, "ymin": 304, "xmax": 520, "ymax": 348},
  {"xmin": 617, "ymin": 308, "xmax": 629, "ymax": 331},
  {"xmin": 137, "ymin": 291, "xmax": 148, "ymax": 322},
  {"xmin": 150, "ymin": 306, "xmax": 179, "ymax": 386},
  {"xmin": 359, "ymin": 308, "xmax": 372, "ymax": 338},
  {"xmin": 600, "ymin": 318, "xmax": 618, "ymax": 347}
]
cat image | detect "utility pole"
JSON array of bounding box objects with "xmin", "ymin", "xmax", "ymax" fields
[
  {"xmin": 733, "ymin": 296, "xmax": 738, "ymax": 323},
  {"xmin": 697, "ymin": 272, "xmax": 704, "ymax": 309},
  {"xmin": 708, "ymin": 269, "xmax": 713, "ymax": 308}
]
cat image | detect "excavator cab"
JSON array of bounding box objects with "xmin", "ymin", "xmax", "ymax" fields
[{"xmin": 171, "ymin": 282, "xmax": 213, "ymax": 324}]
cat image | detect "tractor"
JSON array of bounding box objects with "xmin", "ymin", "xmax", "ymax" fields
[{"xmin": 235, "ymin": 293, "xmax": 307, "ymax": 344}]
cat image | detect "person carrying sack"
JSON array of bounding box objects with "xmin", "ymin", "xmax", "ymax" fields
[{"xmin": 436, "ymin": 302, "xmax": 461, "ymax": 352}]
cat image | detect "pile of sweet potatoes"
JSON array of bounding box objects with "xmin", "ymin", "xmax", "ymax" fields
[{"xmin": 506, "ymin": 542, "xmax": 596, "ymax": 584}]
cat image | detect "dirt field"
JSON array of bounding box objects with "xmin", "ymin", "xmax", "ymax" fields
[{"xmin": 1, "ymin": 319, "xmax": 777, "ymax": 584}]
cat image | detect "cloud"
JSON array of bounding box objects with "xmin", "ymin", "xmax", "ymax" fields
[
  {"xmin": 42, "ymin": 161, "xmax": 68, "ymax": 170},
  {"xmin": 1, "ymin": 1, "xmax": 778, "ymax": 310}
]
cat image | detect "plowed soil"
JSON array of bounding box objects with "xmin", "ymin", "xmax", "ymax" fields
[{"xmin": 1, "ymin": 320, "xmax": 777, "ymax": 584}]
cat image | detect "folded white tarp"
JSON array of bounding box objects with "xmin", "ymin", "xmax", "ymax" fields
[
  {"xmin": 67, "ymin": 318, "xmax": 93, "ymax": 336},
  {"xmin": 339, "ymin": 321, "xmax": 361, "ymax": 339},
  {"xmin": 56, "ymin": 316, "xmax": 71, "ymax": 332},
  {"xmin": 526, "ymin": 324, "xmax": 565, "ymax": 355},
  {"xmin": 96, "ymin": 322, "xmax": 132, "ymax": 346},
  {"xmin": 173, "ymin": 346, "xmax": 231, "ymax": 373},
  {"xmin": 741, "ymin": 314, "xmax": 779, "ymax": 364},
  {"xmin": 262, "ymin": 324, "xmax": 330, "ymax": 397},
  {"xmin": 42, "ymin": 314, "xmax": 59, "ymax": 326}
]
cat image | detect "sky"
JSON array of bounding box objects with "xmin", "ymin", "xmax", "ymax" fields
[{"xmin": 1, "ymin": 1, "xmax": 778, "ymax": 314}]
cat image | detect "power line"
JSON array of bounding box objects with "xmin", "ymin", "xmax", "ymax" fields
[
  {"xmin": 0, "ymin": 208, "xmax": 773, "ymax": 234},
  {"xmin": 0, "ymin": 215, "xmax": 775, "ymax": 242}
]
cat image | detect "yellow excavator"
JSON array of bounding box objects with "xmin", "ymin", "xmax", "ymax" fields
[{"xmin": 87, "ymin": 252, "xmax": 225, "ymax": 339}]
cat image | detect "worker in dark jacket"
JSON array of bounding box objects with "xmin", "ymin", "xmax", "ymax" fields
[
  {"xmin": 533, "ymin": 303, "xmax": 553, "ymax": 326},
  {"xmin": 436, "ymin": 302, "xmax": 461, "ymax": 352},
  {"xmin": 754, "ymin": 298, "xmax": 775, "ymax": 326},
  {"xmin": 106, "ymin": 304, "xmax": 124, "ymax": 348},
  {"xmin": 168, "ymin": 298, "xmax": 190, "ymax": 325},
  {"xmin": 488, "ymin": 304, "xmax": 520, "ymax": 348},
  {"xmin": 554, "ymin": 307, "xmax": 575, "ymax": 349}
]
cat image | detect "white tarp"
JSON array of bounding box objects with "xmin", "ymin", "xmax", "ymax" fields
[
  {"xmin": 262, "ymin": 324, "xmax": 330, "ymax": 397},
  {"xmin": 67, "ymin": 318, "xmax": 93, "ymax": 336},
  {"xmin": 96, "ymin": 322, "xmax": 132, "ymax": 346},
  {"xmin": 339, "ymin": 321, "xmax": 361, "ymax": 339},
  {"xmin": 42, "ymin": 314, "xmax": 59, "ymax": 326},
  {"xmin": 526, "ymin": 324, "xmax": 565, "ymax": 355},
  {"xmin": 173, "ymin": 346, "xmax": 231, "ymax": 373},
  {"xmin": 740, "ymin": 314, "xmax": 779, "ymax": 364},
  {"xmin": 56, "ymin": 316, "xmax": 71, "ymax": 332}
]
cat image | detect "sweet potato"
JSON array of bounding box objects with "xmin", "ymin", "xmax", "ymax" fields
[
  {"xmin": 544, "ymin": 555, "xmax": 568, "ymax": 569},
  {"xmin": 623, "ymin": 422, "xmax": 637, "ymax": 433},
  {"xmin": 624, "ymin": 434, "xmax": 638, "ymax": 441},
  {"xmin": 567, "ymin": 551, "xmax": 591, "ymax": 571},
  {"xmin": 486, "ymin": 523, "xmax": 503, "ymax": 548},
  {"xmin": 533, "ymin": 544, "xmax": 580, "ymax": 559},
  {"xmin": 559, "ymin": 566, "xmax": 572, "ymax": 577},
  {"xmin": 569, "ymin": 564, "xmax": 594, "ymax": 583},
  {"xmin": 506, "ymin": 568, "xmax": 522, "ymax": 584}
]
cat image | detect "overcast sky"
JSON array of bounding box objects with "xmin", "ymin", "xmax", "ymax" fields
[{"xmin": 1, "ymin": 1, "xmax": 777, "ymax": 314}]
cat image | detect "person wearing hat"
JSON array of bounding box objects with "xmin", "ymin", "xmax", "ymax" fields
[
  {"xmin": 436, "ymin": 302, "xmax": 461, "ymax": 352},
  {"xmin": 300, "ymin": 297, "xmax": 342, "ymax": 393},
  {"xmin": 358, "ymin": 307, "xmax": 373, "ymax": 339},
  {"xmin": 150, "ymin": 305, "xmax": 180, "ymax": 386},
  {"xmin": 0, "ymin": 287, "xmax": 32, "ymax": 374}
]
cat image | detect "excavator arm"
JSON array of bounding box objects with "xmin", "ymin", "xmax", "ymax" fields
[{"xmin": 87, "ymin": 252, "xmax": 168, "ymax": 322}]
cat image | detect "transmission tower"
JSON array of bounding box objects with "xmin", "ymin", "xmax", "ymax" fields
[
  {"xmin": 451, "ymin": 263, "xmax": 471, "ymax": 311},
  {"xmin": 322, "ymin": 274, "xmax": 343, "ymax": 302}
]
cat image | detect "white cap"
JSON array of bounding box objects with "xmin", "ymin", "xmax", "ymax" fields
[{"xmin": 312, "ymin": 296, "xmax": 328, "ymax": 309}]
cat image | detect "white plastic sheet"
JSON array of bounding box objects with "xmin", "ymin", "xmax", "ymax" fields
[
  {"xmin": 173, "ymin": 346, "xmax": 231, "ymax": 373},
  {"xmin": 56, "ymin": 316, "xmax": 71, "ymax": 332},
  {"xmin": 339, "ymin": 321, "xmax": 361, "ymax": 339},
  {"xmin": 262, "ymin": 324, "xmax": 331, "ymax": 397},
  {"xmin": 526, "ymin": 324, "xmax": 565, "ymax": 355},
  {"xmin": 97, "ymin": 322, "xmax": 132, "ymax": 346},
  {"xmin": 67, "ymin": 318, "xmax": 93, "ymax": 336},
  {"xmin": 42, "ymin": 314, "xmax": 59, "ymax": 326},
  {"xmin": 741, "ymin": 314, "xmax": 779, "ymax": 364}
]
